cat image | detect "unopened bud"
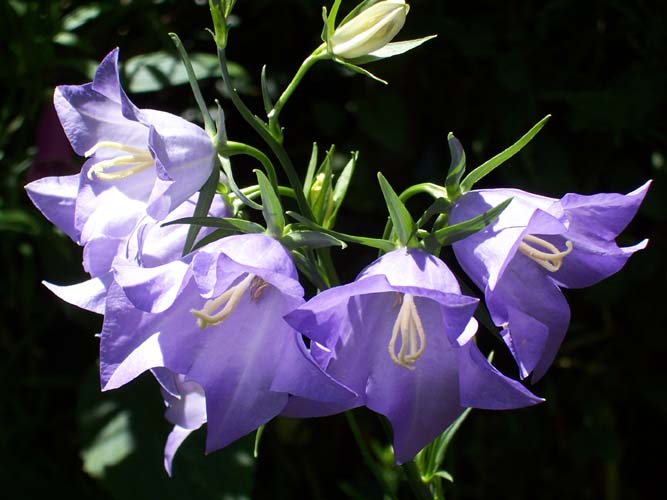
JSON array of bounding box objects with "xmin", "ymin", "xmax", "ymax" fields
[{"xmin": 330, "ymin": 1, "xmax": 409, "ymax": 60}]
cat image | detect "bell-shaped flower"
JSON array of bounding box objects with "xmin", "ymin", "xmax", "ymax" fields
[
  {"xmin": 100, "ymin": 233, "xmax": 354, "ymax": 455},
  {"xmin": 330, "ymin": 0, "xmax": 409, "ymax": 59},
  {"xmin": 449, "ymin": 182, "xmax": 650, "ymax": 381},
  {"xmin": 25, "ymin": 47, "xmax": 216, "ymax": 275},
  {"xmin": 284, "ymin": 248, "xmax": 542, "ymax": 464}
]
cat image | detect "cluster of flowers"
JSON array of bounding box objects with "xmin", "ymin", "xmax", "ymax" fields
[{"xmin": 26, "ymin": 1, "xmax": 650, "ymax": 476}]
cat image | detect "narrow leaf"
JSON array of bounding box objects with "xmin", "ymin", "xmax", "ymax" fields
[
  {"xmin": 377, "ymin": 173, "xmax": 416, "ymax": 246},
  {"xmin": 336, "ymin": 59, "xmax": 387, "ymax": 84},
  {"xmin": 303, "ymin": 142, "xmax": 319, "ymax": 195},
  {"xmin": 445, "ymin": 133, "xmax": 465, "ymax": 197},
  {"xmin": 283, "ymin": 230, "xmax": 347, "ymax": 250},
  {"xmin": 416, "ymin": 197, "xmax": 451, "ymax": 230},
  {"xmin": 327, "ymin": 151, "xmax": 358, "ymax": 226},
  {"xmin": 191, "ymin": 228, "xmax": 236, "ymax": 252},
  {"xmin": 291, "ymin": 250, "xmax": 329, "ymax": 290},
  {"xmin": 219, "ymin": 155, "xmax": 262, "ymax": 210},
  {"xmin": 288, "ymin": 212, "xmax": 396, "ymax": 252},
  {"xmin": 256, "ymin": 169, "xmax": 285, "ymax": 238},
  {"xmin": 260, "ymin": 65, "xmax": 273, "ymax": 115},
  {"xmin": 431, "ymin": 408, "xmax": 472, "ymax": 477},
  {"xmin": 430, "ymin": 198, "xmax": 512, "ymax": 247},
  {"xmin": 253, "ymin": 425, "xmax": 265, "ymax": 459},
  {"xmin": 460, "ymin": 115, "xmax": 551, "ymax": 192},
  {"xmin": 164, "ymin": 216, "xmax": 264, "ymax": 234},
  {"xmin": 182, "ymin": 166, "xmax": 219, "ymax": 256}
]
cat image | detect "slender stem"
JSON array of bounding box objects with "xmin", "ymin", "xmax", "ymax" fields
[
  {"xmin": 344, "ymin": 412, "xmax": 398, "ymax": 500},
  {"xmin": 217, "ymin": 47, "xmax": 314, "ymax": 221},
  {"xmin": 242, "ymin": 185, "xmax": 296, "ymax": 200},
  {"xmin": 268, "ymin": 49, "xmax": 326, "ymax": 137},
  {"xmin": 402, "ymin": 461, "xmax": 434, "ymax": 500},
  {"xmin": 399, "ymin": 183, "xmax": 449, "ymax": 203},
  {"xmin": 221, "ymin": 141, "xmax": 278, "ymax": 190}
]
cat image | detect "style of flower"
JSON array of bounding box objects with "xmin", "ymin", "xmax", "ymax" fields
[
  {"xmin": 100, "ymin": 233, "xmax": 354, "ymax": 455},
  {"xmin": 284, "ymin": 247, "xmax": 542, "ymax": 464},
  {"xmin": 25, "ymin": 47, "xmax": 216, "ymax": 278},
  {"xmin": 449, "ymin": 182, "xmax": 651, "ymax": 381}
]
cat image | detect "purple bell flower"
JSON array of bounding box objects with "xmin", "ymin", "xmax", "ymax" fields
[
  {"xmin": 25, "ymin": 47, "xmax": 216, "ymax": 277},
  {"xmin": 284, "ymin": 248, "xmax": 542, "ymax": 464},
  {"xmin": 449, "ymin": 182, "xmax": 650, "ymax": 381},
  {"xmin": 100, "ymin": 233, "xmax": 354, "ymax": 461}
]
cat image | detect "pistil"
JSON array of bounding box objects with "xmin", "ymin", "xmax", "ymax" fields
[
  {"xmin": 191, "ymin": 274, "xmax": 255, "ymax": 329},
  {"xmin": 85, "ymin": 141, "xmax": 154, "ymax": 181},
  {"xmin": 518, "ymin": 234, "xmax": 574, "ymax": 272},
  {"xmin": 388, "ymin": 294, "xmax": 426, "ymax": 370}
]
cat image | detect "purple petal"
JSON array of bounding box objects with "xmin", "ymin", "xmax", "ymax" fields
[
  {"xmin": 164, "ymin": 425, "xmax": 194, "ymax": 476},
  {"xmin": 24, "ymin": 174, "xmax": 79, "ymax": 242},
  {"xmin": 43, "ymin": 273, "xmax": 113, "ymax": 314}
]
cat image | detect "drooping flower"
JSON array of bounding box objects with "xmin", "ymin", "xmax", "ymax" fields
[
  {"xmin": 101, "ymin": 233, "xmax": 354, "ymax": 456},
  {"xmin": 25, "ymin": 47, "xmax": 216, "ymax": 276},
  {"xmin": 449, "ymin": 182, "xmax": 650, "ymax": 381},
  {"xmin": 284, "ymin": 247, "xmax": 542, "ymax": 464},
  {"xmin": 330, "ymin": 0, "xmax": 409, "ymax": 59}
]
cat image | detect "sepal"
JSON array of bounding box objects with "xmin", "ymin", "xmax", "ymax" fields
[
  {"xmin": 256, "ymin": 169, "xmax": 285, "ymax": 238},
  {"xmin": 377, "ymin": 172, "xmax": 417, "ymax": 247}
]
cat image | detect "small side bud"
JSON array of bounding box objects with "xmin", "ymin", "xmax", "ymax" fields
[{"xmin": 330, "ymin": 0, "xmax": 409, "ymax": 60}]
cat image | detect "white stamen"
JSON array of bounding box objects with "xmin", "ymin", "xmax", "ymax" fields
[
  {"xmin": 388, "ymin": 294, "xmax": 426, "ymax": 370},
  {"xmin": 518, "ymin": 235, "xmax": 574, "ymax": 272},
  {"xmin": 191, "ymin": 274, "xmax": 255, "ymax": 329},
  {"xmin": 85, "ymin": 141, "xmax": 154, "ymax": 181}
]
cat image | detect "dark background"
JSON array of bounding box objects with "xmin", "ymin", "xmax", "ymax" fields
[{"xmin": 1, "ymin": 0, "xmax": 665, "ymax": 498}]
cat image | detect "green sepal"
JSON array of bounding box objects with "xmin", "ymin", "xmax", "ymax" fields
[
  {"xmin": 416, "ymin": 197, "xmax": 451, "ymax": 230},
  {"xmin": 377, "ymin": 172, "xmax": 417, "ymax": 247},
  {"xmin": 349, "ymin": 35, "xmax": 438, "ymax": 65},
  {"xmin": 444, "ymin": 133, "xmax": 465, "ymax": 199},
  {"xmin": 327, "ymin": 0, "xmax": 343, "ymax": 41},
  {"xmin": 219, "ymin": 155, "xmax": 262, "ymax": 210},
  {"xmin": 288, "ymin": 212, "xmax": 396, "ymax": 252},
  {"xmin": 325, "ymin": 151, "xmax": 358, "ymax": 227},
  {"xmin": 163, "ymin": 216, "xmax": 264, "ymax": 234},
  {"xmin": 460, "ymin": 115, "xmax": 551, "ymax": 192},
  {"xmin": 303, "ymin": 142, "xmax": 319, "ymax": 195},
  {"xmin": 256, "ymin": 169, "xmax": 285, "ymax": 238},
  {"xmin": 282, "ymin": 230, "xmax": 347, "ymax": 250},
  {"xmin": 309, "ymin": 147, "xmax": 335, "ymax": 224},
  {"xmin": 253, "ymin": 424, "xmax": 265, "ymax": 459},
  {"xmin": 335, "ymin": 59, "xmax": 388, "ymax": 84},
  {"xmin": 291, "ymin": 249, "xmax": 330, "ymax": 290},
  {"xmin": 208, "ymin": 0, "xmax": 228, "ymax": 48},
  {"xmin": 428, "ymin": 198, "xmax": 512, "ymax": 247},
  {"xmin": 181, "ymin": 165, "xmax": 220, "ymax": 256},
  {"xmin": 260, "ymin": 65, "xmax": 273, "ymax": 116}
]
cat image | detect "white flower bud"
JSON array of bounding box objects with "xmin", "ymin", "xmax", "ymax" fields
[{"xmin": 330, "ymin": 1, "xmax": 410, "ymax": 60}]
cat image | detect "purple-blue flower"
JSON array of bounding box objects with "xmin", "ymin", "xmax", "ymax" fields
[
  {"xmin": 25, "ymin": 47, "xmax": 216, "ymax": 277},
  {"xmin": 449, "ymin": 182, "xmax": 650, "ymax": 381},
  {"xmin": 284, "ymin": 248, "xmax": 542, "ymax": 464},
  {"xmin": 100, "ymin": 233, "xmax": 354, "ymax": 459}
]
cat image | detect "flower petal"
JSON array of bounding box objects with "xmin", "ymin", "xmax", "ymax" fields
[{"xmin": 24, "ymin": 174, "xmax": 79, "ymax": 242}]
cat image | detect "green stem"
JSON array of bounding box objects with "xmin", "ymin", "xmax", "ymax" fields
[
  {"xmin": 344, "ymin": 412, "xmax": 397, "ymax": 500},
  {"xmin": 221, "ymin": 141, "xmax": 278, "ymax": 190},
  {"xmin": 402, "ymin": 461, "xmax": 434, "ymax": 500},
  {"xmin": 242, "ymin": 185, "xmax": 296, "ymax": 200},
  {"xmin": 268, "ymin": 49, "xmax": 326, "ymax": 137},
  {"xmin": 399, "ymin": 183, "xmax": 449, "ymax": 203},
  {"xmin": 217, "ymin": 47, "xmax": 314, "ymax": 221}
]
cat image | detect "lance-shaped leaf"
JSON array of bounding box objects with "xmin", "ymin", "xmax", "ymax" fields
[
  {"xmin": 377, "ymin": 172, "xmax": 416, "ymax": 246},
  {"xmin": 445, "ymin": 133, "xmax": 465, "ymax": 199},
  {"xmin": 182, "ymin": 166, "xmax": 220, "ymax": 256},
  {"xmin": 336, "ymin": 59, "xmax": 388, "ymax": 84},
  {"xmin": 260, "ymin": 65, "xmax": 274, "ymax": 116},
  {"xmin": 416, "ymin": 197, "xmax": 451, "ymax": 230},
  {"xmin": 291, "ymin": 249, "xmax": 329, "ymax": 290},
  {"xmin": 460, "ymin": 115, "xmax": 551, "ymax": 192},
  {"xmin": 282, "ymin": 230, "xmax": 347, "ymax": 250},
  {"xmin": 303, "ymin": 142, "xmax": 319, "ymax": 195},
  {"xmin": 288, "ymin": 211, "xmax": 396, "ymax": 252},
  {"xmin": 325, "ymin": 151, "xmax": 358, "ymax": 227},
  {"xmin": 164, "ymin": 216, "xmax": 264, "ymax": 234},
  {"xmin": 219, "ymin": 155, "xmax": 262, "ymax": 210},
  {"xmin": 256, "ymin": 169, "xmax": 285, "ymax": 238},
  {"xmin": 429, "ymin": 198, "xmax": 512, "ymax": 247}
]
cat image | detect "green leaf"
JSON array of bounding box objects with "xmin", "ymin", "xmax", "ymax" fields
[
  {"xmin": 327, "ymin": 0, "xmax": 343, "ymax": 40},
  {"xmin": 429, "ymin": 198, "xmax": 512, "ymax": 247},
  {"xmin": 416, "ymin": 197, "xmax": 451, "ymax": 230},
  {"xmin": 377, "ymin": 172, "xmax": 416, "ymax": 246},
  {"xmin": 123, "ymin": 51, "xmax": 247, "ymax": 94},
  {"xmin": 256, "ymin": 169, "xmax": 285, "ymax": 238},
  {"xmin": 219, "ymin": 155, "xmax": 262, "ymax": 210},
  {"xmin": 303, "ymin": 142, "xmax": 319, "ymax": 195},
  {"xmin": 164, "ymin": 216, "xmax": 264, "ymax": 234},
  {"xmin": 430, "ymin": 408, "xmax": 472, "ymax": 478},
  {"xmin": 191, "ymin": 228, "xmax": 236, "ymax": 251},
  {"xmin": 335, "ymin": 59, "xmax": 387, "ymax": 84},
  {"xmin": 326, "ymin": 150, "xmax": 358, "ymax": 227},
  {"xmin": 445, "ymin": 133, "xmax": 465, "ymax": 198},
  {"xmin": 291, "ymin": 249, "xmax": 329, "ymax": 290},
  {"xmin": 260, "ymin": 65, "xmax": 273, "ymax": 115},
  {"xmin": 61, "ymin": 3, "xmax": 102, "ymax": 31},
  {"xmin": 350, "ymin": 35, "xmax": 437, "ymax": 65},
  {"xmin": 288, "ymin": 212, "xmax": 396, "ymax": 252},
  {"xmin": 253, "ymin": 424, "xmax": 265, "ymax": 459},
  {"xmin": 460, "ymin": 115, "xmax": 551, "ymax": 192},
  {"xmin": 182, "ymin": 166, "xmax": 220, "ymax": 256},
  {"xmin": 310, "ymin": 147, "xmax": 335, "ymax": 224},
  {"xmin": 433, "ymin": 470, "xmax": 455, "ymax": 483},
  {"xmin": 282, "ymin": 230, "xmax": 347, "ymax": 250}
]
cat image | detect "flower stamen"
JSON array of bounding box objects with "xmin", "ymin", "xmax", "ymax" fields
[
  {"xmin": 250, "ymin": 276, "xmax": 269, "ymax": 301},
  {"xmin": 191, "ymin": 274, "xmax": 254, "ymax": 329},
  {"xmin": 85, "ymin": 141, "xmax": 154, "ymax": 181},
  {"xmin": 388, "ymin": 294, "xmax": 426, "ymax": 370},
  {"xmin": 518, "ymin": 235, "xmax": 574, "ymax": 272}
]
